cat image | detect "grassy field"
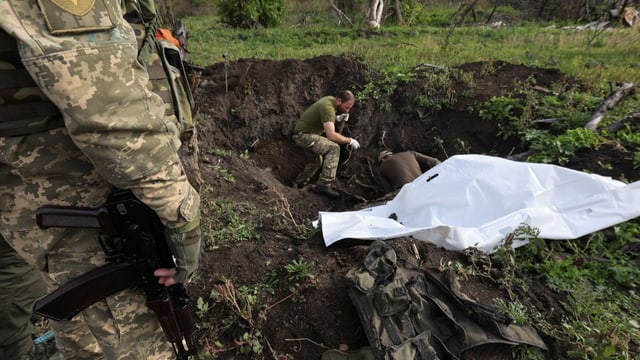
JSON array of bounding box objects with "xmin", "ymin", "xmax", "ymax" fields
[{"xmin": 183, "ymin": 6, "xmax": 640, "ymax": 91}]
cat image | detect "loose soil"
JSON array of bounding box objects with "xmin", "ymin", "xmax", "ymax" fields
[{"xmin": 188, "ymin": 55, "xmax": 638, "ymax": 360}]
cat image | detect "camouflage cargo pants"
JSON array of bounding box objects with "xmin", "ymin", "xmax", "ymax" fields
[
  {"xmin": 292, "ymin": 132, "xmax": 340, "ymax": 186},
  {"xmin": 0, "ymin": 128, "xmax": 174, "ymax": 360},
  {"xmin": 0, "ymin": 236, "xmax": 47, "ymax": 359}
]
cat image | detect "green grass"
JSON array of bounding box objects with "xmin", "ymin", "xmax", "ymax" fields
[
  {"xmin": 199, "ymin": 186, "xmax": 261, "ymax": 249},
  {"xmin": 514, "ymin": 224, "xmax": 640, "ymax": 359},
  {"xmin": 184, "ymin": 15, "xmax": 640, "ymax": 88}
]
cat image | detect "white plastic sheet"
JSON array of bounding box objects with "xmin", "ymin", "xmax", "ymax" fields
[{"xmin": 320, "ymin": 154, "xmax": 640, "ymax": 252}]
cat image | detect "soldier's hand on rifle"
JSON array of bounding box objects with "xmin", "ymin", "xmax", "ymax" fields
[
  {"xmin": 336, "ymin": 113, "xmax": 349, "ymax": 122},
  {"xmin": 348, "ymin": 138, "xmax": 361, "ymax": 150},
  {"xmin": 154, "ymin": 268, "xmax": 179, "ymax": 286},
  {"xmin": 159, "ymin": 212, "xmax": 202, "ymax": 286}
]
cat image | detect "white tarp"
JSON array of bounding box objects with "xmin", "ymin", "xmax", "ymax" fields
[{"xmin": 320, "ymin": 154, "xmax": 640, "ymax": 252}]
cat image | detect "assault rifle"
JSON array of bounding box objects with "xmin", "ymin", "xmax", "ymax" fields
[{"xmin": 34, "ymin": 189, "xmax": 197, "ymax": 360}]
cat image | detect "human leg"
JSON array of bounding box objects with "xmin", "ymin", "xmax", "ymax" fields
[
  {"xmin": 294, "ymin": 155, "xmax": 323, "ymax": 187},
  {"xmin": 0, "ymin": 236, "xmax": 47, "ymax": 360},
  {"xmin": 0, "ymin": 129, "xmax": 173, "ymax": 360},
  {"xmin": 313, "ymin": 137, "xmax": 341, "ymax": 185},
  {"xmin": 293, "ymin": 133, "xmax": 341, "ymax": 185},
  {"xmin": 308, "ymin": 137, "xmax": 341, "ymax": 198},
  {"xmin": 293, "ymin": 133, "xmax": 324, "ymax": 187}
]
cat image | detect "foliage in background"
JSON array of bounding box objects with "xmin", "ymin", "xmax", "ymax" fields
[
  {"xmin": 168, "ymin": 0, "xmax": 623, "ymax": 22},
  {"xmin": 474, "ymin": 79, "xmax": 638, "ymax": 166},
  {"xmin": 214, "ymin": 0, "xmax": 285, "ymax": 28}
]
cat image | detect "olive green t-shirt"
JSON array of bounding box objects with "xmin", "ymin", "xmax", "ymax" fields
[{"xmin": 294, "ymin": 96, "xmax": 336, "ymax": 135}]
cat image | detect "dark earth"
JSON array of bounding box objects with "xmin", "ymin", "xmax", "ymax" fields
[{"xmin": 186, "ymin": 55, "xmax": 638, "ymax": 359}]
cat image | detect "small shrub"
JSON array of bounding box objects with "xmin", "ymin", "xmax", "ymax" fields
[
  {"xmin": 528, "ymin": 127, "xmax": 601, "ymax": 164},
  {"xmin": 216, "ymin": 0, "xmax": 285, "ymax": 29},
  {"xmin": 494, "ymin": 298, "xmax": 529, "ymax": 325},
  {"xmin": 284, "ymin": 258, "xmax": 315, "ymax": 282}
]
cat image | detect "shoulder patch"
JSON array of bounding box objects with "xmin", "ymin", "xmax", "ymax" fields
[
  {"xmin": 46, "ymin": 0, "xmax": 95, "ymax": 17},
  {"xmin": 38, "ymin": 0, "xmax": 115, "ymax": 35}
]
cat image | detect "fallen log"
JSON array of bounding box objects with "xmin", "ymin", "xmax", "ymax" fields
[
  {"xmin": 531, "ymin": 85, "xmax": 559, "ymax": 96},
  {"xmin": 585, "ymin": 82, "xmax": 636, "ymax": 131},
  {"xmin": 602, "ymin": 111, "xmax": 640, "ymax": 133},
  {"xmin": 532, "ymin": 118, "xmax": 559, "ymax": 124}
]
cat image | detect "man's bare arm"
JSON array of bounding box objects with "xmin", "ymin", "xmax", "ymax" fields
[{"xmin": 323, "ymin": 121, "xmax": 352, "ymax": 144}]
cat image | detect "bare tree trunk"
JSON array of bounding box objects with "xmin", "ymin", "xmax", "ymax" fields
[
  {"xmin": 585, "ymin": 82, "xmax": 636, "ymax": 131},
  {"xmin": 366, "ymin": 0, "xmax": 384, "ymax": 28},
  {"xmin": 585, "ymin": 0, "xmax": 591, "ymax": 21},
  {"xmin": 394, "ymin": 0, "xmax": 404, "ymax": 25},
  {"xmin": 537, "ymin": 0, "xmax": 550, "ymax": 19}
]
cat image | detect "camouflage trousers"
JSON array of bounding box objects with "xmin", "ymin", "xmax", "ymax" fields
[
  {"xmin": 292, "ymin": 132, "xmax": 340, "ymax": 185},
  {"xmin": 0, "ymin": 236, "xmax": 47, "ymax": 359},
  {"xmin": 0, "ymin": 128, "xmax": 174, "ymax": 360}
]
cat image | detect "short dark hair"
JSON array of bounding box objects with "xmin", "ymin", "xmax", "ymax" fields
[{"xmin": 336, "ymin": 90, "xmax": 355, "ymax": 102}]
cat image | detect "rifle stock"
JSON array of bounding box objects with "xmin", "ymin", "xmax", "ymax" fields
[{"xmin": 35, "ymin": 189, "xmax": 198, "ymax": 359}]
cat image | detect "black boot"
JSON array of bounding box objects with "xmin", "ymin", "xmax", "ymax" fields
[{"xmin": 313, "ymin": 183, "xmax": 340, "ymax": 198}]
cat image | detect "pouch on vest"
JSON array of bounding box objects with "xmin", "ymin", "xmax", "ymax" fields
[
  {"xmin": 343, "ymin": 241, "xmax": 548, "ymax": 360},
  {"xmin": 129, "ymin": 19, "xmax": 195, "ymax": 137},
  {"xmin": 155, "ymin": 36, "xmax": 195, "ymax": 134},
  {"xmin": 126, "ymin": 8, "xmax": 201, "ymax": 184}
]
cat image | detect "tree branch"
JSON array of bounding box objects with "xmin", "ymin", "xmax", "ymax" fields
[{"xmin": 329, "ymin": 0, "xmax": 353, "ymax": 26}]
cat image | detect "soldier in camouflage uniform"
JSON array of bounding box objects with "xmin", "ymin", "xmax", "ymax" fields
[
  {"xmin": 292, "ymin": 90, "xmax": 361, "ymax": 198},
  {"xmin": 0, "ymin": 1, "xmax": 201, "ymax": 359}
]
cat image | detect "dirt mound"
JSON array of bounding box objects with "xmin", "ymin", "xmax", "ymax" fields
[{"xmin": 190, "ymin": 55, "xmax": 633, "ymax": 359}]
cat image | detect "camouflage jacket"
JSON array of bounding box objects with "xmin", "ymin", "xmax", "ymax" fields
[{"xmin": 0, "ymin": 0, "xmax": 198, "ymax": 229}]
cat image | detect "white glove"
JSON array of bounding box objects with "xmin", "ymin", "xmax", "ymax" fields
[
  {"xmin": 348, "ymin": 138, "xmax": 360, "ymax": 150},
  {"xmin": 336, "ymin": 113, "xmax": 350, "ymax": 122}
]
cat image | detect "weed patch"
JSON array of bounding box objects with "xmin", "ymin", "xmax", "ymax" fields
[{"xmin": 200, "ymin": 190, "xmax": 260, "ymax": 249}]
